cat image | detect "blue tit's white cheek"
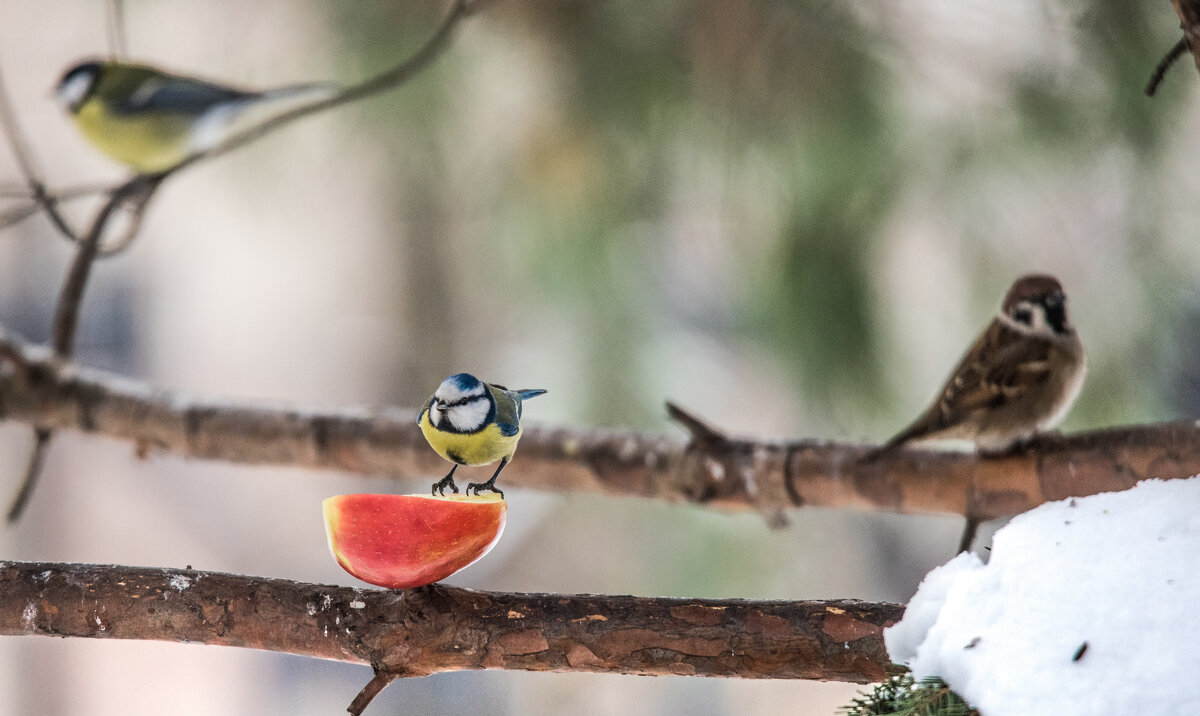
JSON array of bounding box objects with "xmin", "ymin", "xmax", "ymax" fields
[
  {"xmin": 434, "ymin": 381, "xmax": 486, "ymax": 404},
  {"xmin": 57, "ymin": 73, "xmax": 94, "ymax": 109},
  {"xmin": 447, "ymin": 398, "xmax": 490, "ymax": 432}
]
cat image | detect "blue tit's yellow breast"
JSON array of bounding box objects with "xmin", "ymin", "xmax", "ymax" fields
[
  {"xmin": 74, "ymin": 99, "xmax": 196, "ymax": 173},
  {"xmin": 418, "ymin": 409, "xmax": 521, "ymax": 467}
]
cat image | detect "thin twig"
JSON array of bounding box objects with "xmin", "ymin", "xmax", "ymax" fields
[
  {"xmin": 107, "ymin": 0, "xmax": 128, "ymax": 59},
  {"xmin": 0, "ymin": 64, "xmax": 82, "ymax": 242},
  {"xmin": 6, "ymin": 175, "xmax": 159, "ymax": 522},
  {"xmin": 6, "ymin": 429, "xmax": 50, "ymax": 523},
  {"xmin": 0, "ymin": 0, "xmax": 484, "ymax": 523},
  {"xmin": 162, "ymin": 0, "xmax": 478, "ymax": 179},
  {"xmin": 348, "ymin": 671, "xmax": 402, "ymax": 716},
  {"xmin": 1145, "ymin": 38, "xmax": 1189, "ymax": 96}
]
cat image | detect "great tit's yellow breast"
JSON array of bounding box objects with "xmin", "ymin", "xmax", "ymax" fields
[
  {"xmin": 419, "ymin": 410, "xmax": 521, "ymax": 467},
  {"xmin": 74, "ymin": 99, "xmax": 195, "ymax": 173}
]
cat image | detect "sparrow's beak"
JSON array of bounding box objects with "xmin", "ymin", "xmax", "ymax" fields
[{"xmin": 1044, "ymin": 295, "xmax": 1068, "ymax": 333}]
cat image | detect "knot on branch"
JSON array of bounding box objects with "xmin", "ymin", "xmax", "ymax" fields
[{"xmin": 666, "ymin": 402, "xmax": 788, "ymax": 527}]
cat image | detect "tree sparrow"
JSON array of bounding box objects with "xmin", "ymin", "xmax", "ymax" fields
[{"xmin": 867, "ymin": 274, "xmax": 1086, "ymax": 461}]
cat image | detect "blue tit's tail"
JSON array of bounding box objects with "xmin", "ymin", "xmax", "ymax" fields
[{"xmin": 517, "ymin": 389, "xmax": 547, "ymax": 401}]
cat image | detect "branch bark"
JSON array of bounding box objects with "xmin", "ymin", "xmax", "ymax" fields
[
  {"xmin": 1171, "ymin": 0, "xmax": 1200, "ymax": 77},
  {"xmin": 0, "ymin": 561, "xmax": 903, "ymax": 712},
  {"xmin": 1, "ymin": 325, "xmax": 1198, "ymax": 523}
]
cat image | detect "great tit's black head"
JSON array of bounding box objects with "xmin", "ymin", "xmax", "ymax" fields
[
  {"xmin": 1001, "ymin": 274, "xmax": 1071, "ymax": 337},
  {"xmin": 56, "ymin": 61, "xmax": 104, "ymax": 113},
  {"xmin": 430, "ymin": 373, "xmax": 492, "ymax": 432}
]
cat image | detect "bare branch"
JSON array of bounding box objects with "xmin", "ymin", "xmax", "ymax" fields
[
  {"xmin": 107, "ymin": 0, "xmax": 128, "ymax": 59},
  {"xmin": 0, "ymin": 324, "xmax": 1197, "ymax": 522},
  {"xmin": 1, "ymin": 0, "xmax": 476, "ymax": 245},
  {"xmin": 0, "ymin": 561, "xmax": 902, "ymax": 712},
  {"xmin": 0, "ymin": 0, "xmax": 483, "ymax": 522},
  {"xmin": 159, "ymin": 0, "xmax": 478, "ymax": 180},
  {"xmin": 1169, "ymin": 0, "xmax": 1200, "ymax": 77},
  {"xmin": 1146, "ymin": 38, "xmax": 1189, "ymax": 95},
  {"xmin": 0, "ymin": 65, "xmax": 83, "ymax": 243}
]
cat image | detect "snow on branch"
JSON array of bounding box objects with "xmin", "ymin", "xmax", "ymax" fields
[
  {"xmin": 0, "ymin": 561, "xmax": 902, "ymax": 713},
  {"xmin": 2, "ymin": 325, "xmax": 1199, "ymax": 523}
]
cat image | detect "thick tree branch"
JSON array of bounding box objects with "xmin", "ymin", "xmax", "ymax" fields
[
  {"xmin": 0, "ymin": 561, "xmax": 902, "ymax": 713},
  {"xmin": 1, "ymin": 325, "xmax": 1197, "ymax": 523}
]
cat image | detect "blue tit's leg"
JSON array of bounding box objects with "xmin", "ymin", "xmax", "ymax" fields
[
  {"xmin": 432, "ymin": 464, "xmax": 460, "ymax": 496},
  {"xmin": 466, "ymin": 458, "xmax": 507, "ymax": 499}
]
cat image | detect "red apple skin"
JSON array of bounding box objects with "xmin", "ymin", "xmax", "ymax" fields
[{"xmin": 323, "ymin": 493, "xmax": 506, "ymax": 589}]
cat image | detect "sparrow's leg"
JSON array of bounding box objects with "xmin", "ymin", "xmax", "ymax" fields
[
  {"xmin": 467, "ymin": 458, "xmax": 507, "ymax": 499},
  {"xmin": 432, "ymin": 464, "xmax": 459, "ymax": 496},
  {"xmin": 958, "ymin": 517, "xmax": 981, "ymax": 554}
]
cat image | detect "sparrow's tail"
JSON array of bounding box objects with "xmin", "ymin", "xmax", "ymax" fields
[
  {"xmin": 516, "ymin": 389, "xmax": 547, "ymax": 401},
  {"xmin": 859, "ymin": 422, "xmax": 927, "ymax": 464}
]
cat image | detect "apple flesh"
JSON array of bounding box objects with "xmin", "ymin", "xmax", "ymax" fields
[{"xmin": 323, "ymin": 493, "xmax": 507, "ymax": 588}]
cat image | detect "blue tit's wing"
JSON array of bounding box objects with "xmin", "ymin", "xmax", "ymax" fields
[
  {"xmin": 488, "ymin": 385, "xmax": 522, "ymax": 437},
  {"xmin": 112, "ymin": 75, "xmax": 252, "ymax": 116},
  {"xmin": 416, "ymin": 394, "xmax": 435, "ymax": 425}
]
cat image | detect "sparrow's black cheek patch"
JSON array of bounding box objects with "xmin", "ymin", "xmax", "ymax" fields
[
  {"xmin": 1045, "ymin": 303, "xmax": 1067, "ymax": 333},
  {"xmin": 1014, "ymin": 308, "xmax": 1033, "ymax": 325}
]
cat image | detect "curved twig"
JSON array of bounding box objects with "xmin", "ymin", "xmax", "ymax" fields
[{"xmin": 1146, "ymin": 38, "xmax": 1189, "ymax": 96}]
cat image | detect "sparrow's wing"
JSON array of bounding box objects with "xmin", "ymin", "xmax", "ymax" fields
[
  {"xmin": 864, "ymin": 321, "xmax": 1051, "ymax": 460},
  {"xmin": 940, "ymin": 324, "xmax": 1054, "ymax": 420}
]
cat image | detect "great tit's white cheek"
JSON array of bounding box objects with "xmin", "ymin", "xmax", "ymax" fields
[{"xmin": 57, "ymin": 73, "xmax": 94, "ymax": 109}]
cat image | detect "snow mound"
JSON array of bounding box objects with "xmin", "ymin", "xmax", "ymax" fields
[{"xmin": 885, "ymin": 477, "xmax": 1200, "ymax": 716}]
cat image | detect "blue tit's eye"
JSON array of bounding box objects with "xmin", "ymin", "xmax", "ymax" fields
[{"xmin": 1014, "ymin": 308, "xmax": 1033, "ymax": 325}]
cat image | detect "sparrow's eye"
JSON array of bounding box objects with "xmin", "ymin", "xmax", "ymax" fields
[{"xmin": 1014, "ymin": 308, "xmax": 1033, "ymax": 325}]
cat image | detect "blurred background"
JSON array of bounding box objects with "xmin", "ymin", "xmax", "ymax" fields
[{"xmin": 0, "ymin": 0, "xmax": 1197, "ymax": 713}]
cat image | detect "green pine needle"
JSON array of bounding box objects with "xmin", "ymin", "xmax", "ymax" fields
[{"xmin": 842, "ymin": 673, "xmax": 979, "ymax": 716}]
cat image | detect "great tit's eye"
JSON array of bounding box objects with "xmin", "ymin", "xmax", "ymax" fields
[{"xmin": 1014, "ymin": 308, "xmax": 1033, "ymax": 325}]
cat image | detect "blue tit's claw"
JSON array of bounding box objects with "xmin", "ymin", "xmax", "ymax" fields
[
  {"xmin": 465, "ymin": 481, "xmax": 503, "ymax": 499},
  {"xmin": 431, "ymin": 474, "xmax": 459, "ymax": 496}
]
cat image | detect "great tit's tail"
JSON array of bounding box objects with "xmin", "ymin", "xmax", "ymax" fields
[
  {"xmin": 259, "ymin": 82, "xmax": 340, "ymax": 104},
  {"xmin": 516, "ymin": 389, "xmax": 547, "ymax": 401}
]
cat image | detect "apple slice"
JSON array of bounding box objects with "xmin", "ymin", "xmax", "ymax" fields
[{"xmin": 323, "ymin": 493, "xmax": 507, "ymax": 589}]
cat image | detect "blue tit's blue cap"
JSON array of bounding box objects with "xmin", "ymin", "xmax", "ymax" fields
[{"xmin": 445, "ymin": 373, "xmax": 482, "ymax": 391}]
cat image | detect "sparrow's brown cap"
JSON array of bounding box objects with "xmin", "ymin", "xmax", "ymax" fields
[{"xmin": 1002, "ymin": 274, "xmax": 1064, "ymax": 313}]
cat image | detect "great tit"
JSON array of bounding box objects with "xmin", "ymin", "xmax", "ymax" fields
[
  {"xmin": 54, "ymin": 59, "xmax": 335, "ymax": 174},
  {"xmin": 417, "ymin": 373, "xmax": 547, "ymax": 498}
]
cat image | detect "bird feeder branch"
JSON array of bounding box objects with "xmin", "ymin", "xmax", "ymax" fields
[
  {"xmin": 0, "ymin": 561, "xmax": 903, "ymax": 713},
  {"xmin": 1, "ymin": 324, "xmax": 1197, "ymax": 523}
]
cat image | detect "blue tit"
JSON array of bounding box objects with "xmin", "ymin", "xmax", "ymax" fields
[
  {"xmin": 417, "ymin": 373, "xmax": 547, "ymax": 498},
  {"xmin": 54, "ymin": 59, "xmax": 335, "ymax": 174}
]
